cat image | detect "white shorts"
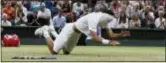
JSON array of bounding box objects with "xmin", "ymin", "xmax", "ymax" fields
[{"xmin": 53, "ymin": 23, "xmax": 81, "ymax": 53}]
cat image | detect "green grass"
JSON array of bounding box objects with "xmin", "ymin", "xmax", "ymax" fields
[{"xmin": 1, "ymin": 45, "xmax": 165, "ymax": 61}]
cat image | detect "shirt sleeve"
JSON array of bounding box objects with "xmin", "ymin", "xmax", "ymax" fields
[
  {"xmin": 103, "ymin": 14, "xmax": 115, "ymax": 29},
  {"xmin": 87, "ymin": 18, "xmax": 98, "ymax": 32}
]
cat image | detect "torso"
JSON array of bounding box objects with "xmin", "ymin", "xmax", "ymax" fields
[{"xmin": 74, "ymin": 12, "xmax": 114, "ymax": 35}]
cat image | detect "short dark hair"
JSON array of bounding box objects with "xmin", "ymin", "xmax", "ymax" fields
[{"xmin": 94, "ymin": 3, "xmax": 107, "ymax": 12}]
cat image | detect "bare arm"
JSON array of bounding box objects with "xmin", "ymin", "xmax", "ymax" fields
[
  {"xmin": 105, "ymin": 28, "xmax": 130, "ymax": 39},
  {"xmin": 89, "ymin": 30, "xmax": 102, "ymax": 42},
  {"xmin": 89, "ymin": 30, "xmax": 120, "ymax": 45}
]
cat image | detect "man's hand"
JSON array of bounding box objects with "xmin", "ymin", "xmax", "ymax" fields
[
  {"xmin": 109, "ymin": 40, "xmax": 120, "ymax": 46},
  {"xmin": 120, "ymin": 31, "xmax": 131, "ymax": 37}
]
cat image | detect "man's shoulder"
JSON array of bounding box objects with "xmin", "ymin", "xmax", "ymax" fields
[
  {"xmin": 102, "ymin": 13, "xmax": 114, "ymax": 20},
  {"xmin": 84, "ymin": 12, "xmax": 99, "ymax": 17}
]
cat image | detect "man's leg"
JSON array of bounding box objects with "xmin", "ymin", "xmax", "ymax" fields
[
  {"xmin": 60, "ymin": 23, "xmax": 81, "ymax": 55},
  {"xmin": 35, "ymin": 23, "xmax": 79, "ymax": 55},
  {"xmin": 36, "ymin": 23, "xmax": 76, "ymax": 54},
  {"xmin": 53, "ymin": 23, "xmax": 81, "ymax": 54},
  {"xmin": 62, "ymin": 32, "xmax": 81, "ymax": 55},
  {"xmin": 35, "ymin": 26, "xmax": 59, "ymax": 54},
  {"xmin": 52, "ymin": 23, "xmax": 74, "ymax": 54},
  {"xmin": 43, "ymin": 31, "xmax": 58, "ymax": 54},
  {"xmin": 36, "ymin": 25, "xmax": 69, "ymax": 54}
]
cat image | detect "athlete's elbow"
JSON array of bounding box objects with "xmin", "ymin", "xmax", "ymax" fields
[
  {"xmin": 90, "ymin": 33, "xmax": 102, "ymax": 42},
  {"xmin": 89, "ymin": 30, "xmax": 102, "ymax": 42}
]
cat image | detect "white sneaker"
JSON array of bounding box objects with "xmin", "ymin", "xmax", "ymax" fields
[
  {"xmin": 34, "ymin": 26, "xmax": 49, "ymax": 37},
  {"xmin": 34, "ymin": 28, "xmax": 43, "ymax": 37}
]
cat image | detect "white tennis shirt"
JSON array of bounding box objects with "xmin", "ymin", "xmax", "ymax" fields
[{"xmin": 75, "ymin": 12, "xmax": 115, "ymax": 36}]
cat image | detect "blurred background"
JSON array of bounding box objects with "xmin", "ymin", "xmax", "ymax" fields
[{"xmin": 1, "ymin": 0, "xmax": 166, "ymax": 46}]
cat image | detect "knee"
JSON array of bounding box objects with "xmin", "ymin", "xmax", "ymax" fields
[{"xmin": 63, "ymin": 48, "xmax": 70, "ymax": 55}]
